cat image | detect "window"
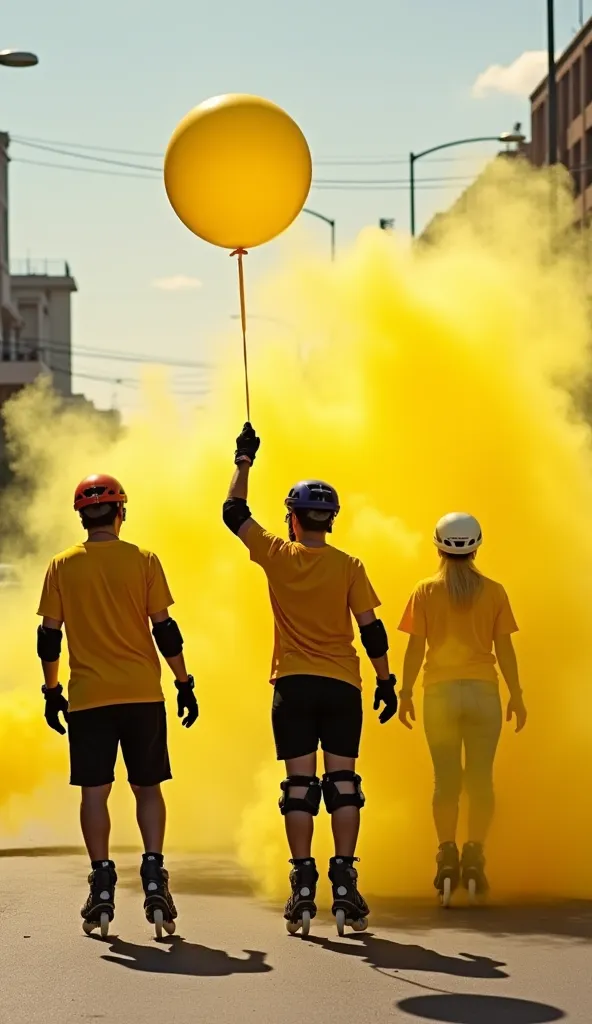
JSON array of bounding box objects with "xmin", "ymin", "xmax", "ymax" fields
[
  {"xmin": 586, "ymin": 127, "xmax": 592, "ymax": 188},
  {"xmin": 573, "ymin": 57, "xmax": 583, "ymax": 118},
  {"xmin": 531, "ymin": 102, "xmax": 546, "ymax": 164},
  {"xmin": 572, "ymin": 139, "xmax": 582, "ymax": 195},
  {"xmin": 586, "ymin": 44, "xmax": 592, "ymax": 104}
]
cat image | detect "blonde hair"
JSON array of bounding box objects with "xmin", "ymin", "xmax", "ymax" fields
[{"xmin": 437, "ymin": 553, "xmax": 483, "ymax": 607}]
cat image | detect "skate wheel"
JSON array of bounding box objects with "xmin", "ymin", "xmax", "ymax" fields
[
  {"xmin": 440, "ymin": 877, "xmax": 452, "ymax": 908},
  {"xmin": 163, "ymin": 918, "xmax": 176, "ymax": 936},
  {"xmin": 154, "ymin": 908, "xmax": 164, "ymax": 939},
  {"xmin": 351, "ymin": 917, "xmax": 368, "ymax": 932},
  {"xmin": 300, "ymin": 910, "xmax": 311, "ymax": 937},
  {"xmin": 100, "ymin": 912, "xmax": 110, "ymax": 939},
  {"xmin": 82, "ymin": 920, "xmax": 94, "ymax": 935},
  {"xmin": 467, "ymin": 878, "xmax": 477, "ymax": 905},
  {"xmin": 286, "ymin": 919, "xmax": 300, "ymax": 935},
  {"xmin": 335, "ymin": 909, "xmax": 346, "ymax": 936}
]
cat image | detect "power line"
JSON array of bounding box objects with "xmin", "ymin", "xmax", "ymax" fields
[
  {"xmin": 15, "ymin": 336, "xmax": 210, "ymax": 369},
  {"xmin": 312, "ymin": 180, "xmax": 475, "ymax": 192},
  {"xmin": 12, "ymin": 156, "xmax": 475, "ymax": 191},
  {"xmin": 70, "ymin": 367, "xmax": 208, "ymax": 394},
  {"xmin": 12, "ymin": 157, "xmax": 158, "ymax": 180},
  {"xmin": 12, "ymin": 133, "xmax": 496, "ymax": 167},
  {"xmin": 13, "ymin": 134, "xmax": 164, "ymax": 158},
  {"xmin": 314, "ymin": 174, "xmax": 474, "ymax": 185},
  {"xmin": 12, "ymin": 138, "xmax": 161, "ymax": 173},
  {"xmin": 69, "ymin": 368, "xmax": 138, "ymax": 388},
  {"xmin": 11, "ymin": 138, "xmax": 488, "ymax": 189}
]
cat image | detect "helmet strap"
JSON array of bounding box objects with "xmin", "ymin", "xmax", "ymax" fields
[{"xmin": 285, "ymin": 512, "xmax": 296, "ymax": 542}]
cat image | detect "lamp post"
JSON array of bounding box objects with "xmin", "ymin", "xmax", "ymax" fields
[
  {"xmin": 409, "ymin": 131, "xmax": 526, "ymax": 236},
  {"xmin": 0, "ymin": 49, "xmax": 39, "ymax": 68},
  {"xmin": 546, "ymin": 0, "xmax": 558, "ymax": 165},
  {"xmin": 303, "ymin": 207, "xmax": 335, "ymax": 260}
]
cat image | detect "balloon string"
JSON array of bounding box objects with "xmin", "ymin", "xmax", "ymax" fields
[{"xmin": 230, "ymin": 248, "xmax": 250, "ymax": 421}]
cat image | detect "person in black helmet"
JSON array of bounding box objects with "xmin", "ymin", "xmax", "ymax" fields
[{"xmin": 223, "ymin": 423, "xmax": 397, "ymax": 937}]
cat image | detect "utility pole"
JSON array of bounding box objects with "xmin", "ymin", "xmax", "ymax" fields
[{"xmin": 547, "ymin": 0, "xmax": 558, "ymax": 164}]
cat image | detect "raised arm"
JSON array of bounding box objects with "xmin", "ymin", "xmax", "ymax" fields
[{"xmin": 223, "ymin": 422, "xmax": 261, "ymax": 545}]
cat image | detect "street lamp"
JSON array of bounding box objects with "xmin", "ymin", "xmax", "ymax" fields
[
  {"xmin": 0, "ymin": 49, "xmax": 39, "ymax": 68},
  {"xmin": 409, "ymin": 131, "xmax": 526, "ymax": 236},
  {"xmin": 303, "ymin": 207, "xmax": 336, "ymax": 260}
]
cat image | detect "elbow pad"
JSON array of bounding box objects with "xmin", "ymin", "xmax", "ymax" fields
[
  {"xmin": 223, "ymin": 497, "xmax": 252, "ymax": 536},
  {"xmin": 152, "ymin": 618, "xmax": 183, "ymax": 658},
  {"xmin": 37, "ymin": 625, "xmax": 62, "ymax": 662},
  {"xmin": 360, "ymin": 619, "xmax": 389, "ymax": 658}
]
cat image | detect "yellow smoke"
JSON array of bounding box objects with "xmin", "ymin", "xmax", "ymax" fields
[{"xmin": 2, "ymin": 158, "xmax": 592, "ymax": 897}]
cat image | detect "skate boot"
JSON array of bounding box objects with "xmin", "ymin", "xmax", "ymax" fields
[
  {"xmin": 329, "ymin": 856, "xmax": 369, "ymax": 936},
  {"xmin": 461, "ymin": 841, "xmax": 488, "ymax": 903},
  {"xmin": 284, "ymin": 858, "xmax": 318, "ymax": 936},
  {"xmin": 434, "ymin": 842, "xmax": 460, "ymax": 908},
  {"xmin": 81, "ymin": 859, "xmax": 117, "ymax": 938},
  {"xmin": 141, "ymin": 853, "xmax": 177, "ymax": 939}
]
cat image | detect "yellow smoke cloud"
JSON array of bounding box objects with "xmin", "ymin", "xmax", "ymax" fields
[{"xmin": 2, "ymin": 158, "xmax": 592, "ymax": 898}]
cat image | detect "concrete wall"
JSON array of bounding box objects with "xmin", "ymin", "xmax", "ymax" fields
[{"xmin": 11, "ymin": 271, "xmax": 77, "ymax": 397}]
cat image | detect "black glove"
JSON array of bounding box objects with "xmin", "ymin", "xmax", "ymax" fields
[
  {"xmin": 176, "ymin": 676, "xmax": 199, "ymax": 728},
  {"xmin": 42, "ymin": 683, "xmax": 69, "ymax": 735},
  {"xmin": 235, "ymin": 422, "xmax": 260, "ymax": 465},
  {"xmin": 373, "ymin": 674, "xmax": 398, "ymax": 724}
]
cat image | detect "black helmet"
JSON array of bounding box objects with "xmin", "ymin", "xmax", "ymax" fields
[{"xmin": 285, "ymin": 480, "xmax": 340, "ymax": 514}]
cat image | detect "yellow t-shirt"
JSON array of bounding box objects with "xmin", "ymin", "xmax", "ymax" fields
[
  {"xmin": 37, "ymin": 540, "xmax": 174, "ymax": 712},
  {"xmin": 398, "ymin": 573, "xmax": 518, "ymax": 687},
  {"xmin": 244, "ymin": 522, "xmax": 380, "ymax": 689}
]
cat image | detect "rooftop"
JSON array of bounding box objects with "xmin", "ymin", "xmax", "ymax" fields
[{"xmin": 10, "ymin": 258, "xmax": 74, "ymax": 278}]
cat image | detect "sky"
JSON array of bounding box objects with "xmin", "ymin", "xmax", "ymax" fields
[{"xmin": 1, "ymin": 0, "xmax": 588, "ymax": 415}]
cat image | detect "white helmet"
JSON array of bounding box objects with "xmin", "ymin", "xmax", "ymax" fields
[{"xmin": 434, "ymin": 512, "xmax": 482, "ymax": 555}]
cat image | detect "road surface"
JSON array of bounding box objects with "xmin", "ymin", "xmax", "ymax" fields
[{"xmin": 0, "ymin": 851, "xmax": 589, "ymax": 1023}]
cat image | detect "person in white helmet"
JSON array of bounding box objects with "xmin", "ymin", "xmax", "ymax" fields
[{"xmin": 397, "ymin": 513, "xmax": 527, "ymax": 904}]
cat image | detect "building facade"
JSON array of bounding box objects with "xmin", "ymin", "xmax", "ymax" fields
[
  {"xmin": 530, "ymin": 16, "xmax": 592, "ymax": 222},
  {"xmin": 0, "ymin": 132, "xmax": 77, "ymax": 410},
  {"xmin": 11, "ymin": 260, "xmax": 77, "ymax": 399}
]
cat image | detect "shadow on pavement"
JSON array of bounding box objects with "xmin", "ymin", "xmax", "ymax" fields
[
  {"xmin": 94, "ymin": 934, "xmax": 272, "ymax": 977},
  {"xmin": 367, "ymin": 898, "xmax": 592, "ymax": 941},
  {"xmin": 116, "ymin": 859, "xmax": 253, "ymax": 898},
  {"xmin": 396, "ymin": 993, "xmax": 565, "ymax": 1022},
  {"xmin": 304, "ymin": 932, "xmax": 508, "ymax": 979}
]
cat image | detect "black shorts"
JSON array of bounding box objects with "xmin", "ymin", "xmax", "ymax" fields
[
  {"xmin": 68, "ymin": 701, "xmax": 172, "ymax": 788},
  {"xmin": 272, "ymin": 675, "xmax": 363, "ymax": 761}
]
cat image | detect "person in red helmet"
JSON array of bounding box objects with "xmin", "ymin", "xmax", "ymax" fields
[{"xmin": 37, "ymin": 473, "xmax": 198, "ymax": 939}]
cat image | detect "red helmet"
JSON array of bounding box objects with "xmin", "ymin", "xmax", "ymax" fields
[{"xmin": 73, "ymin": 474, "xmax": 128, "ymax": 512}]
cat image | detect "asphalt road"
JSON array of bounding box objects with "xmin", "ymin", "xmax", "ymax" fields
[{"xmin": 0, "ymin": 851, "xmax": 589, "ymax": 1023}]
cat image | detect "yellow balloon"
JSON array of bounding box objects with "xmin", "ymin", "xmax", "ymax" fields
[{"xmin": 164, "ymin": 94, "xmax": 312, "ymax": 249}]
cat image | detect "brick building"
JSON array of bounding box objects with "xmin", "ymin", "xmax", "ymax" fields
[{"xmin": 531, "ymin": 16, "xmax": 592, "ymax": 222}]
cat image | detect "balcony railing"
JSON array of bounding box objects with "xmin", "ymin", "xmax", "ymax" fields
[{"xmin": 10, "ymin": 259, "xmax": 72, "ymax": 277}]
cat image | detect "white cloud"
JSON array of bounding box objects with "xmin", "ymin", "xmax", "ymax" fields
[
  {"xmin": 472, "ymin": 51, "xmax": 547, "ymax": 99},
  {"xmin": 152, "ymin": 275, "xmax": 203, "ymax": 291}
]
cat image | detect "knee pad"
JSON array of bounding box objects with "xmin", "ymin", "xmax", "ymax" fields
[
  {"xmin": 279, "ymin": 775, "xmax": 322, "ymax": 816},
  {"xmin": 322, "ymin": 771, "xmax": 365, "ymax": 813}
]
